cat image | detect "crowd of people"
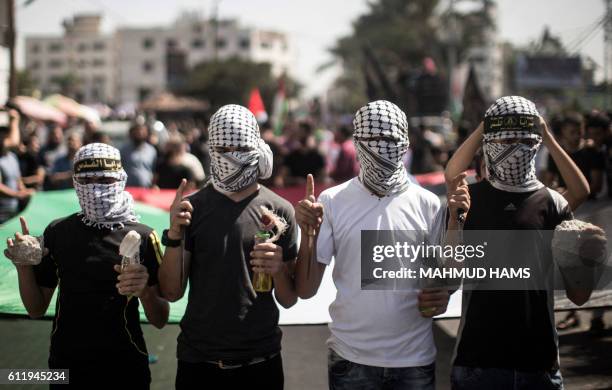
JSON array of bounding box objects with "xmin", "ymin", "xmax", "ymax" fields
[
  {"xmin": 1, "ymin": 95, "xmax": 611, "ymax": 390},
  {"xmin": 1, "ymin": 98, "xmax": 611, "ymax": 225}
]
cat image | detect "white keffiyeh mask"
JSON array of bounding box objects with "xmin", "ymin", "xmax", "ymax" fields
[
  {"xmin": 482, "ymin": 96, "xmax": 544, "ymax": 193},
  {"xmin": 73, "ymin": 143, "xmax": 138, "ymax": 230},
  {"xmin": 208, "ymin": 104, "xmax": 273, "ymax": 193},
  {"xmin": 353, "ymin": 100, "xmax": 411, "ymax": 196}
]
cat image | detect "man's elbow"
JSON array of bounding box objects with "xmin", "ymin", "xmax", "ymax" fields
[
  {"xmin": 567, "ymin": 290, "xmax": 591, "ymax": 307},
  {"xmin": 160, "ymin": 285, "xmax": 184, "ymax": 302},
  {"xmin": 279, "ymin": 297, "xmax": 298, "ymax": 309},
  {"xmin": 27, "ymin": 309, "xmax": 46, "ymax": 319},
  {"xmin": 296, "ymin": 284, "xmax": 317, "ymax": 300},
  {"xmin": 151, "ymin": 318, "xmax": 168, "ymax": 329}
]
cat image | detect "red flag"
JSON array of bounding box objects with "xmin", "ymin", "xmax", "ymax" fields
[{"xmin": 248, "ymin": 88, "xmax": 268, "ymax": 123}]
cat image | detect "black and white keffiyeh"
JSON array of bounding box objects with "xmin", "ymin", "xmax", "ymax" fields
[
  {"xmin": 353, "ymin": 100, "xmax": 411, "ymax": 196},
  {"xmin": 72, "ymin": 143, "xmax": 138, "ymax": 230},
  {"xmin": 483, "ymin": 96, "xmax": 544, "ymax": 193},
  {"xmin": 208, "ymin": 104, "xmax": 273, "ymax": 193}
]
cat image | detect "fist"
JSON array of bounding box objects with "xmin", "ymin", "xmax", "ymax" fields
[
  {"xmin": 250, "ymin": 242, "xmax": 284, "ymax": 277},
  {"xmin": 114, "ymin": 263, "xmax": 149, "ymax": 297}
]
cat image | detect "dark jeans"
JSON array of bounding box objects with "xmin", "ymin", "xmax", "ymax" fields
[
  {"xmin": 451, "ymin": 366, "xmax": 563, "ymax": 390},
  {"xmin": 176, "ymin": 354, "xmax": 284, "ymax": 390},
  {"xmin": 327, "ymin": 349, "xmax": 435, "ymax": 390}
]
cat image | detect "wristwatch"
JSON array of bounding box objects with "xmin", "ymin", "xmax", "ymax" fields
[{"xmin": 162, "ymin": 229, "xmax": 182, "ymax": 247}]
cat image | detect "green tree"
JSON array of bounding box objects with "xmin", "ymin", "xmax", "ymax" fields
[
  {"xmin": 15, "ymin": 70, "xmax": 35, "ymax": 96},
  {"xmin": 178, "ymin": 57, "xmax": 300, "ymax": 112},
  {"xmin": 328, "ymin": 0, "xmax": 493, "ymax": 113}
]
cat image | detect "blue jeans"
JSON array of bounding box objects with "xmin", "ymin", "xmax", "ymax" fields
[
  {"xmin": 327, "ymin": 349, "xmax": 435, "ymax": 390},
  {"xmin": 451, "ymin": 366, "xmax": 563, "ymax": 390}
]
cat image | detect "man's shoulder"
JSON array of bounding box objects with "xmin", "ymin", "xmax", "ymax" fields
[
  {"xmin": 258, "ymin": 185, "xmax": 293, "ymax": 211},
  {"xmin": 318, "ymin": 178, "xmax": 357, "ymax": 202},
  {"xmin": 122, "ymin": 220, "xmax": 156, "ymax": 237},
  {"xmin": 46, "ymin": 213, "xmax": 80, "ymax": 232},
  {"xmin": 405, "ymin": 183, "xmax": 440, "ymax": 207}
]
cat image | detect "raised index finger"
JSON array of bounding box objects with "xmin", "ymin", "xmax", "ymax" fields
[
  {"xmin": 172, "ymin": 179, "xmax": 187, "ymax": 207},
  {"xmin": 448, "ymin": 172, "xmax": 467, "ymax": 189},
  {"xmin": 19, "ymin": 217, "xmax": 30, "ymax": 235},
  {"xmin": 306, "ymin": 174, "xmax": 315, "ymax": 200}
]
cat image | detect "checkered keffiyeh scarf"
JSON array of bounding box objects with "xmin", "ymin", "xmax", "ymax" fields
[
  {"xmin": 72, "ymin": 143, "xmax": 138, "ymax": 230},
  {"xmin": 483, "ymin": 96, "xmax": 544, "ymax": 193},
  {"xmin": 353, "ymin": 100, "xmax": 411, "ymax": 196},
  {"xmin": 208, "ymin": 104, "xmax": 273, "ymax": 193}
]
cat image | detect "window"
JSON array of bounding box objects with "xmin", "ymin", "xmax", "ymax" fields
[
  {"xmin": 216, "ymin": 38, "xmax": 227, "ymax": 49},
  {"xmin": 192, "ymin": 39, "xmax": 205, "ymax": 49},
  {"xmin": 93, "ymin": 41, "xmax": 106, "ymax": 51},
  {"xmin": 48, "ymin": 59, "xmax": 63, "ymax": 69},
  {"xmin": 78, "ymin": 59, "xmax": 87, "ymax": 68},
  {"xmin": 29, "ymin": 61, "xmax": 40, "ymax": 70},
  {"xmin": 239, "ymin": 38, "xmax": 250, "ymax": 49},
  {"xmin": 192, "ymin": 24, "xmax": 203, "ymax": 34},
  {"xmin": 143, "ymin": 61, "xmax": 154, "ymax": 72},
  {"xmin": 142, "ymin": 38, "xmax": 154, "ymax": 50},
  {"xmin": 48, "ymin": 43, "xmax": 63, "ymax": 52},
  {"xmin": 260, "ymin": 41, "xmax": 272, "ymax": 49},
  {"xmin": 31, "ymin": 44, "xmax": 40, "ymax": 53},
  {"xmin": 77, "ymin": 43, "xmax": 88, "ymax": 52},
  {"xmin": 166, "ymin": 39, "xmax": 177, "ymax": 49},
  {"xmin": 93, "ymin": 75, "xmax": 106, "ymax": 83},
  {"xmin": 92, "ymin": 58, "xmax": 105, "ymax": 67}
]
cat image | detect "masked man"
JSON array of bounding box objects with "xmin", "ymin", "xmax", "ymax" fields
[
  {"xmin": 4, "ymin": 143, "xmax": 169, "ymax": 389},
  {"xmin": 294, "ymin": 100, "xmax": 469, "ymax": 390},
  {"xmin": 159, "ymin": 104, "xmax": 298, "ymax": 390},
  {"xmin": 444, "ymin": 96, "xmax": 606, "ymax": 389}
]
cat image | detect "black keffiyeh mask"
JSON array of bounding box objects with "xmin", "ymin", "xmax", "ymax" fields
[
  {"xmin": 353, "ymin": 100, "xmax": 410, "ymax": 196},
  {"xmin": 73, "ymin": 143, "xmax": 138, "ymax": 230},
  {"xmin": 208, "ymin": 104, "xmax": 273, "ymax": 193},
  {"xmin": 483, "ymin": 96, "xmax": 544, "ymax": 193}
]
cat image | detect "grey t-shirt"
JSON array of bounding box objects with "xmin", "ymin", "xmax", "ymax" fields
[
  {"xmin": 0, "ymin": 151, "xmax": 21, "ymax": 220},
  {"xmin": 120, "ymin": 142, "xmax": 157, "ymax": 188},
  {"xmin": 179, "ymin": 184, "xmax": 298, "ymax": 362}
]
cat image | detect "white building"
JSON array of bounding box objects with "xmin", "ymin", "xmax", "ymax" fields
[
  {"xmin": 25, "ymin": 14, "xmax": 116, "ymax": 103},
  {"xmin": 116, "ymin": 13, "xmax": 294, "ymax": 104},
  {"xmin": 26, "ymin": 13, "xmax": 295, "ymax": 105}
]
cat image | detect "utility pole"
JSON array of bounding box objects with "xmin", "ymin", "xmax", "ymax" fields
[
  {"xmin": 7, "ymin": 0, "xmax": 16, "ymax": 98},
  {"xmin": 604, "ymin": 0, "xmax": 612, "ymax": 109}
]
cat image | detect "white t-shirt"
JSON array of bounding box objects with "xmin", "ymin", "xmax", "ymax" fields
[{"xmin": 317, "ymin": 177, "xmax": 444, "ymax": 368}]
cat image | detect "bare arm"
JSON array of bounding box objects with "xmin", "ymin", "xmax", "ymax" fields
[
  {"xmin": 159, "ymin": 244, "xmax": 191, "ymax": 302},
  {"xmin": 14, "ymin": 265, "xmax": 55, "ymax": 318},
  {"xmin": 445, "ymin": 123, "xmax": 483, "ymax": 182},
  {"xmin": 541, "ymin": 119, "xmax": 589, "ymax": 210},
  {"xmin": 3, "ymin": 109, "xmax": 20, "ymax": 149},
  {"xmin": 5, "ymin": 217, "xmax": 54, "ymax": 318},
  {"xmin": 158, "ymin": 179, "xmax": 193, "ymax": 302},
  {"xmin": 138, "ymin": 284, "xmax": 169, "ymax": 329},
  {"xmin": 293, "ymin": 174, "xmax": 326, "ymax": 299}
]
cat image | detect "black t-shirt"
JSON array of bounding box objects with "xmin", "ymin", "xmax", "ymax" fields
[
  {"xmin": 33, "ymin": 214, "xmax": 162, "ymax": 364},
  {"xmin": 453, "ymin": 180, "xmax": 572, "ymax": 371},
  {"xmin": 179, "ymin": 184, "xmax": 298, "ymax": 362},
  {"xmin": 285, "ymin": 148, "xmax": 325, "ymax": 179},
  {"xmin": 547, "ymin": 146, "xmax": 605, "ymax": 196},
  {"xmin": 156, "ymin": 161, "xmax": 193, "ymax": 189},
  {"xmin": 19, "ymin": 151, "xmax": 43, "ymax": 178}
]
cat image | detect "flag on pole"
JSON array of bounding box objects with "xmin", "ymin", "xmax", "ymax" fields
[
  {"xmin": 247, "ymin": 88, "xmax": 268, "ymax": 124},
  {"xmin": 271, "ymin": 76, "xmax": 289, "ymax": 136}
]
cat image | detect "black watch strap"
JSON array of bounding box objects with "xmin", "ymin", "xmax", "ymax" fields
[{"xmin": 162, "ymin": 229, "xmax": 182, "ymax": 247}]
